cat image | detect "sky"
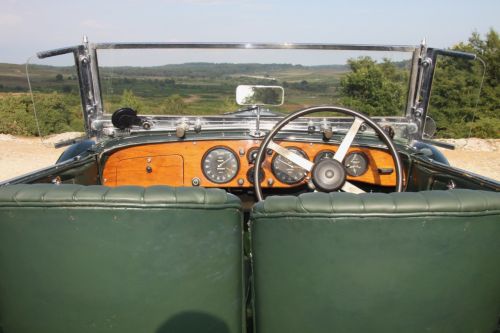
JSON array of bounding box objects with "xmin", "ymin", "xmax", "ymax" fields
[{"xmin": 0, "ymin": 0, "xmax": 499, "ymax": 64}]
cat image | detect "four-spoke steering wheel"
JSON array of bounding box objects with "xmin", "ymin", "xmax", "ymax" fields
[{"xmin": 253, "ymin": 106, "xmax": 403, "ymax": 201}]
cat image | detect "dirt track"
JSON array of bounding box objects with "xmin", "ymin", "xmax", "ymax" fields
[{"xmin": 0, "ymin": 134, "xmax": 498, "ymax": 182}]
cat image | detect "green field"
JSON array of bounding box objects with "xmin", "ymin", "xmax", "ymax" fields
[{"xmin": 0, "ymin": 62, "xmax": 351, "ymax": 116}]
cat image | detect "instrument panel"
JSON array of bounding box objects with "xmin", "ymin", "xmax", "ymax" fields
[{"xmin": 101, "ymin": 139, "xmax": 397, "ymax": 188}]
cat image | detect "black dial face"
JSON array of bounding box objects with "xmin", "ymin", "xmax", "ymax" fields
[
  {"xmin": 202, "ymin": 147, "xmax": 239, "ymax": 184},
  {"xmin": 344, "ymin": 152, "xmax": 369, "ymax": 177},
  {"xmin": 247, "ymin": 167, "xmax": 265, "ymax": 184},
  {"xmin": 271, "ymin": 147, "xmax": 309, "ymax": 184},
  {"xmin": 314, "ymin": 150, "xmax": 336, "ymax": 164}
]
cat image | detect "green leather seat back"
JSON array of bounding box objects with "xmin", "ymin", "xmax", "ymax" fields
[
  {"xmin": 251, "ymin": 190, "xmax": 500, "ymax": 333},
  {"xmin": 0, "ymin": 184, "xmax": 243, "ymax": 333}
]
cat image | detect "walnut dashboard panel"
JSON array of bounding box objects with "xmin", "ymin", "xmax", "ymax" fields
[
  {"xmin": 101, "ymin": 140, "xmax": 397, "ymax": 188},
  {"xmin": 115, "ymin": 155, "xmax": 184, "ymax": 187}
]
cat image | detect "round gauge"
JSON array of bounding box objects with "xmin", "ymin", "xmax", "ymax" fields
[
  {"xmin": 314, "ymin": 149, "xmax": 336, "ymax": 164},
  {"xmin": 247, "ymin": 167, "xmax": 265, "ymax": 184},
  {"xmin": 202, "ymin": 147, "xmax": 240, "ymax": 184},
  {"xmin": 271, "ymin": 147, "xmax": 309, "ymax": 184},
  {"xmin": 247, "ymin": 147, "xmax": 259, "ymax": 165},
  {"xmin": 343, "ymin": 152, "xmax": 369, "ymax": 177}
]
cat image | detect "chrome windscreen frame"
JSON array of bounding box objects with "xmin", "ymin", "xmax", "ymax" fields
[{"xmin": 36, "ymin": 39, "xmax": 475, "ymax": 142}]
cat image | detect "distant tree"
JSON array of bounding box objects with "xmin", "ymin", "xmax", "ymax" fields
[
  {"xmin": 0, "ymin": 94, "xmax": 33, "ymax": 135},
  {"xmin": 120, "ymin": 89, "xmax": 144, "ymax": 113},
  {"xmin": 55, "ymin": 74, "xmax": 63, "ymax": 81},
  {"xmin": 428, "ymin": 29, "xmax": 499, "ymax": 138},
  {"xmin": 339, "ymin": 57, "xmax": 407, "ymax": 116}
]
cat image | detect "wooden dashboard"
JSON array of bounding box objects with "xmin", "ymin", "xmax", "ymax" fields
[{"xmin": 101, "ymin": 139, "xmax": 396, "ymax": 188}]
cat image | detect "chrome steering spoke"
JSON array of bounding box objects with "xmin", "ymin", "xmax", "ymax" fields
[
  {"xmin": 267, "ymin": 141, "xmax": 314, "ymax": 172},
  {"xmin": 341, "ymin": 181, "xmax": 366, "ymax": 194},
  {"xmin": 333, "ymin": 117, "xmax": 364, "ymax": 163}
]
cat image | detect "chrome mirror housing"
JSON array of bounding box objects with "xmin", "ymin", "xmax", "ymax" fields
[{"xmin": 236, "ymin": 85, "xmax": 284, "ymax": 106}]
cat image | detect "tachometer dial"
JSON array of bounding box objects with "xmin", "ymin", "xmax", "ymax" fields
[
  {"xmin": 271, "ymin": 147, "xmax": 309, "ymax": 184},
  {"xmin": 202, "ymin": 147, "xmax": 239, "ymax": 184},
  {"xmin": 343, "ymin": 152, "xmax": 368, "ymax": 177}
]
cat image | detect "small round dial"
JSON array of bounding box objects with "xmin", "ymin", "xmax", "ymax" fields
[
  {"xmin": 271, "ymin": 147, "xmax": 309, "ymax": 184},
  {"xmin": 247, "ymin": 167, "xmax": 265, "ymax": 184},
  {"xmin": 314, "ymin": 149, "xmax": 336, "ymax": 163},
  {"xmin": 202, "ymin": 147, "xmax": 239, "ymax": 184},
  {"xmin": 247, "ymin": 147, "xmax": 259, "ymax": 164},
  {"xmin": 344, "ymin": 152, "xmax": 369, "ymax": 177}
]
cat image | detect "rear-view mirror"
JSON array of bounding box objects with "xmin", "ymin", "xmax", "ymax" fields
[{"xmin": 236, "ymin": 85, "xmax": 284, "ymax": 106}]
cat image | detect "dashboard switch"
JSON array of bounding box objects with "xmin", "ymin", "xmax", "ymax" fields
[{"xmin": 377, "ymin": 168, "xmax": 394, "ymax": 175}]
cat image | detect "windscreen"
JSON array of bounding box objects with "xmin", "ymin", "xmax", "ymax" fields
[
  {"xmin": 96, "ymin": 48, "xmax": 414, "ymax": 117},
  {"xmin": 2, "ymin": 54, "xmax": 85, "ymax": 142},
  {"xmin": 427, "ymin": 54, "xmax": 489, "ymax": 138}
]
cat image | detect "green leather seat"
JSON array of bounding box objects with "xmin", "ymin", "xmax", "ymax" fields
[
  {"xmin": 0, "ymin": 184, "xmax": 244, "ymax": 333},
  {"xmin": 251, "ymin": 190, "xmax": 500, "ymax": 333}
]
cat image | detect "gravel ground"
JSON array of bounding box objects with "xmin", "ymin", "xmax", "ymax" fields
[{"xmin": 0, "ymin": 134, "xmax": 498, "ymax": 182}]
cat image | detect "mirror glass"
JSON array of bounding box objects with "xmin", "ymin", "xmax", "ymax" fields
[
  {"xmin": 236, "ymin": 85, "xmax": 284, "ymax": 106},
  {"xmin": 423, "ymin": 116, "xmax": 437, "ymax": 139}
]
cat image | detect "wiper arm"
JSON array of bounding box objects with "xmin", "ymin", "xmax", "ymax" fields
[{"xmin": 223, "ymin": 106, "xmax": 258, "ymax": 115}]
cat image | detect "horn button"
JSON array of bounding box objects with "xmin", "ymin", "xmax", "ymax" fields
[{"xmin": 312, "ymin": 159, "xmax": 346, "ymax": 191}]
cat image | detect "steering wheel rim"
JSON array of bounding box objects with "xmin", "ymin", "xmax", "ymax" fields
[{"xmin": 253, "ymin": 106, "xmax": 404, "ymax": 201}]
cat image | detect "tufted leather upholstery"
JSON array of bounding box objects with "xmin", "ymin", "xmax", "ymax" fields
[
  {"xmin": 0, "ymin": 183, "xmax": 239, "ymax": 207},
  {"xmin": 0, "ymin": 184, "xmax": 243, "ymax": 333},
  {"xmin": 252, "ymin": 189, "xmax": 500, "ymax": 215},
  {"xmin": 251, "ymin": 190, "xmax": 500, "ymax": 333}
]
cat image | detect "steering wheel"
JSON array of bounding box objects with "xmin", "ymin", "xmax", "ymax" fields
[{"xmin": 253, "ymin": 106, "xmax": 404, "ymax": 201}]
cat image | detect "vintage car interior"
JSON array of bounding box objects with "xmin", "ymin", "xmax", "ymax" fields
[{"xmin": 0, "ymin": 40, "xmax": 499, "ymax": 333}]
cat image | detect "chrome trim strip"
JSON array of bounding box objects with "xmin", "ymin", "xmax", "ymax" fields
[{"xmin": 92, "ymin": 42, "xmax": 418, "ymax": 52}]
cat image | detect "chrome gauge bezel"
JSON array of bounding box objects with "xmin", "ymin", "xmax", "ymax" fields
[{"xmin": 201, "ymin": 146, "xmax": 240, "ymax": 184}]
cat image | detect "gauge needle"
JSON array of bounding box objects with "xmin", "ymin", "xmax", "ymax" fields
[
  {"xmin": 280, "ymin": 159, "xmax": 296, "ymax": 169},
  {"xmin": 217, "ymin": 156, "xmax": 234, "ymax": 168}
]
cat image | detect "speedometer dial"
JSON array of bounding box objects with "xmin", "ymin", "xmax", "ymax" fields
[
  {"xmin": 202, "ymin": 147, "xmax": 239, "ymax": 184},
  {"xmin": 271, "ymin": 147, "xmax": 309, "ymax": 184}
]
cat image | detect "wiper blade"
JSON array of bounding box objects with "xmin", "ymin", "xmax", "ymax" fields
[
  {"xmin": 223, "ymin": 106, "xmax": 258, "ymax": 115},
  {"xmin": 224, "ymin": 107, "xmax": 283, "ymax": 117}
]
